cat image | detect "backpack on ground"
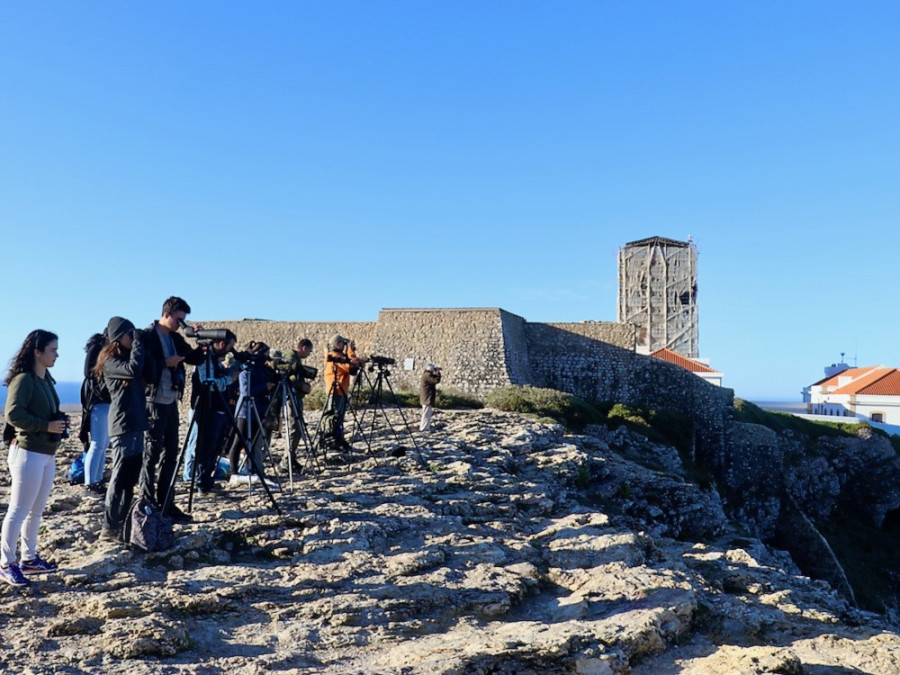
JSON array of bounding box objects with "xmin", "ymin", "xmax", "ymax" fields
[
  {"xmin": 67, "ymin": 452, "xmax": 87, "ymax": 485},
  {"xmin": 125, "ymin": 497, "xmax": 175, "ymax": 552},
  {"xmin": 318, "ymin": 409, "xmax": 336, "ymax": 450}
]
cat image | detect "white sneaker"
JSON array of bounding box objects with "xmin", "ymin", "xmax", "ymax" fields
[{"xmin": 228, "ymin": 473, "xmax": 278, "ymax": 489}]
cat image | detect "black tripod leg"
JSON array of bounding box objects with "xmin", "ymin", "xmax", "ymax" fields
[
  {"xmin": 164, "ymin": 400, "xmax": 202, "ymax": 515},
  {"xmin": 246, "ymin": 404, "xmax": 284, "ymax": 493},
  {"xmin": 381, "ymin": 372, "xmax": 428, "ymax": 468},
  {"xmin": 229, "ymin": 395, "xmax": 283, "ymax": 515},
  {"xmin": 287, "ymin": 387, "xmax": 319, "ymax": 476}
]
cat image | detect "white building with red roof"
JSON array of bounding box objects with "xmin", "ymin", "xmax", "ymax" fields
[
  {"xmin": 650, "ymin": 348, "xmax": 723, "ymax": 387},
  {"xmin": 805, "ymin": 366, "xmax": 900, "ymax": 424}
]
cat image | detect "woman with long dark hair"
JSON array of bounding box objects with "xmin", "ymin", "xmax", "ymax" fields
[
  {"xmin": 94, "ymin": 317, "xmax": 146, "ymax": 542},
  {"xmin": 1, "ymin": 329, "xmax": 64, "ymax": 587},
  {"xmin": 81, "ymin": 331, "xmax": 111, "ymax": 495}
]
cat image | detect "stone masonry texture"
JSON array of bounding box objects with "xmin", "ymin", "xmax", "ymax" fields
[{"xmin": 198, "ymin": 307, "xmax": 733, "ymax": 460}]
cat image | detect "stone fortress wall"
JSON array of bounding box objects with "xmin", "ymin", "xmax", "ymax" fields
[
  {"xmin": 201, "ymin": 308, "xmax": 732, "ymax": 462},
  {"xmin": 201, "ymin": 309, "xmax": 639, "ymax": 396}
]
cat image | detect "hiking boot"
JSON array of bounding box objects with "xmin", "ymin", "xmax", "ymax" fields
[
  {"xmin": 166, "ymin": 505, "xmax": 193, "ymax": 523},
  {"xmin": 85, "ymin": 483, "xmax": 106, "ymax": 498},
  {"xmin": 198, "ymin": 482, "xmax": 219, "ymax": 495},
  {"xmin": 0, "ymin": 564, "xmax": 31, "ymax": 587},
  {"xmin": 19, "ymin": 555, "xmax": 58, "ymax": 574}
]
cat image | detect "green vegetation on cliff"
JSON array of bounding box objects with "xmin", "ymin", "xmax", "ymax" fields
[
  {"xmin": 733, "ymin": 398, "xmax": 860, "ymax": 438},
  {"xmin": 734, "ymin": 398, "xmax": 900, "ymax": 455},
  {"xmin": 484, "ymin": 386, "xmax": 693, "ymax": 454},
  {"xmin": 303, "ymin": 384, "xmax": 483, "ymax": 411},
  {"xmin": 485, "ymin": 386, "xmax": 605, "ymax": 429}
]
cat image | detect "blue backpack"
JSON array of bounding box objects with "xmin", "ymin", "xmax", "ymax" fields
[{"xmin": 68, "ymin": 452, "xmax": 86, "ymax": 485}]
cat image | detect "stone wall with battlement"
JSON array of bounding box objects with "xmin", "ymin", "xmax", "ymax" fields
[
  {"xmin": 201, "ymin": 309, "xmax": 516, "ymax": 396},
  {"xmin": 198, "ymin": 308, "xmax": 731, "ymax": 461},
  {"xmin": 200, "ymin": 309, "xmax": 636, "ymax": 397}
]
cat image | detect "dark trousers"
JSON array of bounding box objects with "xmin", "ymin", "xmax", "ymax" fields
[
  {"xmin": 324, "ymin": 395, "xmax": 348, "ymax": 442},
  {"xmin": 195, "ymin": 410, "xmax": 226, "ymax": 489},
  {"xmin": 141, "ymin": 401, "xmax": 180, "ymax": 510},
  {"xmin": 105, "ymin": 432, "xmax": 143, "ymax": 532}
]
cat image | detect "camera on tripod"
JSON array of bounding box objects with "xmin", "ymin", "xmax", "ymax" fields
[
  {"xmin": 269, "ymin": 351, "xmax": 293, "ymax": 373},
  {"xmin": 233, "ymin": 350, "xmax": 268, "ymax": 367},
  {"xmin": 369, "ymin": 355, "xmax": 395, "ymax": 366},
  {"xmin": 297, "ymin": 364, "xmax": 318, "ymax": 379}
]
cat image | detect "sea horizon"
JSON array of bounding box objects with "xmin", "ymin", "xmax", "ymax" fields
[
  {"xmin": 0, "ymin": 381, "xmax": 83, "ymax": 408},
  {"xmin": 0, "ymin": 381, "xmax": 805, "ymax": 411}
]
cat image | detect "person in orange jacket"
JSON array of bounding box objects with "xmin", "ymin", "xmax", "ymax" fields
[{"xmin": 322, "ymin": 335, "xmax": 366, "ymax": 449}]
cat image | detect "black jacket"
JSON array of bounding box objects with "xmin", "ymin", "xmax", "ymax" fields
[
  {"xmin": 105, "ymin": 331, "xmax": 147, "ymax": 437},
  {"xmin": 190, "ymin": 352, "xmax": 236, "ymax": 414},
  {"xmin": 81, "ymin": 334, "xmax": 111, "ymax": 408},
  {"xmin": 142, "ymin": 321, "xmax": 205, "ymax": 401}
]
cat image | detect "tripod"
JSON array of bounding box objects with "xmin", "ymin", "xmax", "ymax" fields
[
  {"xmin": 264, "ymin": 371, "xmax": 317, "ymax": 487},
  {"xmin": 228, "ymin": 363, "xmax": 285, "ymax": 497},
  {"xmin": 166, "ymin": 343, "xmax": 282, "ymax": 516},
  {"xmin": 349, "ymin": 361, "xmax": 426, "ymax": 468}
]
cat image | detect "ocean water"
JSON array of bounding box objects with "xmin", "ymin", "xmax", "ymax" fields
[
  {"xmin": 750, "ymin": 400, "xmax": 807, "ymax": 414},
  {"xmin": 0, "ymin": 386, "xmax": 807, "ymax": 415},
  {"xmin": 0, "ymin": 381, "xmax": 82, "ymax": 408}
]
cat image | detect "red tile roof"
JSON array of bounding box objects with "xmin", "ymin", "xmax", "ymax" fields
[
  {"xmin": 858, "ymin": 370, "xmax": 900, "ymax": 395},
  {"xmin": 830, "ymin": 368, "xmax": 900, "ymax": 396},
  {"xmin": 815, "ymin": 367, "xmax": 879, "ymax": 389},
  {"xmin": 650, "ymin": 348, "xmax": 718, "ymax": 374}
]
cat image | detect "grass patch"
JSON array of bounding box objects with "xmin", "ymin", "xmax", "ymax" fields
[
  {"xmin": 349, "ymin": 386, "xmax": 418, "ymax": 408},
  {"xmin": 485, "ymin": 385, "xmax": 605, "ymax": 430},
  {"xmin": 436, "ymin": 388, "xmax": 484, "ymax": 409},
  {"xmin": 601, "ymin": 401, "xmax": 716, "ymax": 487},
  {"xmin": 733, "ymin": 398, "xmax": 860, "ymax": 441},
  {"xmin": 484, "ymin": 387, "xmax": 699, "ymax": 463},
  {"xmin": 600, "ymin": 403, "xmax": 695, "ymax": 456},
  {"xmin": 304, "ymin": 384, "xmax": 483, "ymax": 411}
]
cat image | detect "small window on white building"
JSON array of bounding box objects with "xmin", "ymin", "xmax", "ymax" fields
[{"xmin": 872, "ymin": 412, "xmax": 884, "ymax": 423}]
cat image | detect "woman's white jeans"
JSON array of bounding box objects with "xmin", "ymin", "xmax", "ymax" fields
[{"xmin": 1, "ymin": 444, "xmax": 55, "ymax": 567}]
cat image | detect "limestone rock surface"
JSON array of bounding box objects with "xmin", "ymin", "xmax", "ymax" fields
[{"xmin": 0, "ymin": 409, "xmax": 897, "ymax": 674}]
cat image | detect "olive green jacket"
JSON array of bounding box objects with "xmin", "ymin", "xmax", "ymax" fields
[{"xmin": 5, "ymin": 371, "xmax": 62, "ymax": 455}]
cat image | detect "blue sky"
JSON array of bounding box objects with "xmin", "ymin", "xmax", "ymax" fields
[{"xmin": 1, "ymin": 2, "xmax": 898, "ymax": 400}]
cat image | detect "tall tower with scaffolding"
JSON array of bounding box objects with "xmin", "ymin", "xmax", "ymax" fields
[{"xmin": 617, "ymin": 236, "xmax": 699, "ymax": 357}]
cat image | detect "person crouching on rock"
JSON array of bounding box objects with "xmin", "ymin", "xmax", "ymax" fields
[
  {"xmin": 95, "ymin": 317, "xmax": 146, "ymax": 543},
  {"xmin": 419, "ymin": 363, "xmax": 441, "ymax": 433},
  {"xmin": 1, "ymin": 330, "xmax": 64, "ymax": 587}
]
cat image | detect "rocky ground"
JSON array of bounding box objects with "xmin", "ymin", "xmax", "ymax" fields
[{"xmin": 1, "ymin": 408, "xmax": 899, "ymax": 674}]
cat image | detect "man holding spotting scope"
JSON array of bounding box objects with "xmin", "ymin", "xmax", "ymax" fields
[
  {"xmin": 323, "ymin": 335, "xmax": 366, "ymax": 450},
  {"xmin": 189, "ymin": 330, "xmax": 238, "ymax": 493},
  {"xmin": 140, "ymin": 296, "xmax": 205, "ymax": 522}
]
